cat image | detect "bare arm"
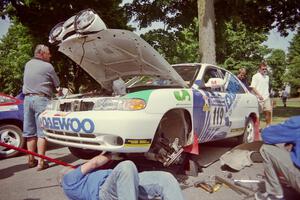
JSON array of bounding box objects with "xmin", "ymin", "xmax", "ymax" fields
[
  {"xmin": 251, "ymin": 87, "xmax": 263, "ymax": 100},
  {"xmin": 80, "ymin": 153, "xmax": 112, "ymax": 175}
]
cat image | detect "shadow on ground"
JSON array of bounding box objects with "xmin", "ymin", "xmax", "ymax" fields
[{"xmin": 0, "ymin": 163, "xmax": 28, "ymax": 179}]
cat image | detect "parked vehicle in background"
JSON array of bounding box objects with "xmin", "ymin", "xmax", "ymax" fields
[
  {"xmin": 41, "ymin": 9, "xmax": 260, "ymax": 166},
  {"xmin": 0, "ymin": 93, "xmax": 24, "ymax": 158}
]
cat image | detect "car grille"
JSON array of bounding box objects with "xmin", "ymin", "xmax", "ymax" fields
[
  {"xmin": 46, "ymin": 130, "xmax": 99, "ymax": 146},
  {"xmin": 59, "ymin": 101, "xmax": 94, "ymax": 112},
  {"xmin": 45, "ymin": 130, "xmax": 124, "ymax": 147}
]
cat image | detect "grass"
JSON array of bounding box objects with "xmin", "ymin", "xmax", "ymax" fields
[{"xmin": 260, "ymin": 97, "xmax": 300, "ymax": 127}]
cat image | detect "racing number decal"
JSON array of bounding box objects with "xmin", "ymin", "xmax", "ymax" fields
[
  {"xmin": 210, "ymin": 107, "xmax": 225, "ymax": 127},
  {"xmin": 212, "ymin": 107, "xmax": 224, "ymax": 125}
]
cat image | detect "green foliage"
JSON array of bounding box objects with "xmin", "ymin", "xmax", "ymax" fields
[
  {"xmin": 141, "ymin": 18, "xmax": 199, "ymax": 64},
  {"xmin": 220, "ymin": 20, "xmax": 270, "ymax": 82},
  {"xmin": 0, "ymin": 0, "xmax": 130, "ymax": 94},
  {"xmin": 128, "ymin": 0, "xmax": 300, "ymax": 36},
  {"xmin": 285, "ymin": 28, "xmax": 300, "ymax": 95},
  {"xmin": 218, "ymin": 20, "xmax": 270, "ymax": 64},
  {"xmin": 1, "ymin": 0, "xmax": 130, "ymax": 41},
  {"xmin": 0, "ymin": 20, "xmax": 35, "ymax": 95},
  {"xmin": 266, "ymin": 49, "xmax": 286, "ymax": 91}
]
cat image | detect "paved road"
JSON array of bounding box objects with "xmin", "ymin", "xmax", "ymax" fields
[{"xmin": 0, "ymin": 141, "xmax": 298, "ymax": 200}]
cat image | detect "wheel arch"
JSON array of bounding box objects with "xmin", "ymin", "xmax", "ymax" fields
[
  {"xmin": 0, "ymin": 119, "xmax": 23, "ymax": 130},
  {"xmin": 248, "ymin": 112, "xmax": 260, "ymax": 141},
  {"xmin": 154, "ymin": 108, "xmax": 193, "ymax": 147}
]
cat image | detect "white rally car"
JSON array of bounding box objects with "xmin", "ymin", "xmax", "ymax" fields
[{"xmin": 41, "ymin": 9, "xmax": 259, "ymax": 166}]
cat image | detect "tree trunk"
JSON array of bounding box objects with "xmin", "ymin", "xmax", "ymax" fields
[{"xmin": 198, "ymin": 0, "xmax": 216, "ymax": 64}]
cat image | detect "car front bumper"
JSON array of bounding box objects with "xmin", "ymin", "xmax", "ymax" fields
[{"xmin": 40, "ymin": 110, "xmax": 162, "ymax": 152}]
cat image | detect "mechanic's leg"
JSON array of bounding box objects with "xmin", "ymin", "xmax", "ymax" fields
[
  {"xmin": 34, "ymin": 96, "xmax": 49, "ymax": 165},
  {"xmin": 264, "ymin": 111, "xmax": 272, "ymax": 127},
  {"xmin": 99, "ymin": 160, "xmax": 139, "ymax": 200},
  {"xmin": 37, "ymin": 137, "xmax": 47, "ymax": 163},
  {"xmin": 26, "ymin": 137, "xmax": 37, "ymax": 161},
  {"xmin": 23, "ymin": 96, "xmax": 37, "ymax": 163},
  {"xmin": 138, "ymin": 171, "xmax": 184, "ymax": 200},
  {"xmin": 260, "ymin": 144, "xmax": 300, "ymax": 196}
]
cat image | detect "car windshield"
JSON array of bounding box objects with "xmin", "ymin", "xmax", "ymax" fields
[
  {"xmin": 126, "ymin": 65, "xmax": 201, "ymax": 88},
  {"xmin": 126, "ymin": 76, "xmax": 177, "ymax": 88},
  {"xmin": 172, "ymin": 65, "xmax": 201, "ymax": 87}
]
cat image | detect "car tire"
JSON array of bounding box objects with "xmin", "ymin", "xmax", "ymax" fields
[
  {"xmin": 0, "ymin": 124, "xmax": 25, "ymax": 158},
  {"xmin": 68, "ymin": 147, "xmax": 101, "ymax": 160},
  {"xmin": 237, "ymin": 118, "xmax": 255, "ymax": 144}
]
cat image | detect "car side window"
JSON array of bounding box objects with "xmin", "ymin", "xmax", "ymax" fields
[
  {"xmin": 202, "ymin": 67, "xmax": 225, "ymax": 92},
  {"xmin": 224, "ymin": 72, "xmax": 246, "ymax": 94}
]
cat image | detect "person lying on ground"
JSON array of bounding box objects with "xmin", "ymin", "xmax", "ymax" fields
[{"xmin": 58, "ymin": 153, "xmax": 184, "ymax": 200}]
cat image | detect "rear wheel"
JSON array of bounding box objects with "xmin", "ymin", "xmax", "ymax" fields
[
  {"xmin": 0, "ymin": 124, "xmax": 25, "ymax": 158},
  {"xmin": 237, "ymin": 118, "xmax": 255, "ymax": 144},
  {"xmin": 68, "ymin": 147, "xmax": 101, "ymax": 160}
]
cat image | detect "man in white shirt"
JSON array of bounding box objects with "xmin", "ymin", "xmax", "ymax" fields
[{"xmin": 250, "ymin": 63, "xmax": 272, "ymax": 127}]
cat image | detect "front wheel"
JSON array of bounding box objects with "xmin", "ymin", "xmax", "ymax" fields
[
  {"xmin": 237, "ymin": 118, "xmax": 255, "ymax": 144},
  {"xmin": 68, "ymin": 147, "xmax": 102, "ymax": 160},
  {"xmin": 0, "ymin": 124, "xmax": 25, "ymax": 158}
]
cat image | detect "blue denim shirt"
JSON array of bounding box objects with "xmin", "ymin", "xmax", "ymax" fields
[
  {"xmin": 262, "ymin": 116, "xmax": 300, "ymax": 168},
  {"xmin": 62, "ymin": 166, "xmax": 112, "ymax": 200}
]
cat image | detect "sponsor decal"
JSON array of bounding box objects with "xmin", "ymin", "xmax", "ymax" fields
[
  {"xmin": 203, "ymin": 103, "xmax": 210, "ymax": 112},
  {"xmin": 41, "ymin": 117, "xmax": 95, "ymax": 133},
  {"xmin": 230, "ymin": 128, "xmax": 244, "ymax": 132},
  {"xmin": 124, "ymin": 139, "xmax": 151, "ymax": 147},
  {"xmin": 174, "ymin": 90, "xmax": 191, "ymax": 101}
]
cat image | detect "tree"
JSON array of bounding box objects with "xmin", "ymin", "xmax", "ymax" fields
[
  {"xmin": 266, "ymin": 49, "xmax": 287, "ymax": 91},
  {"xmin": 1, "ymin": 0, "xmax": 130, "ymax": 41},
  {"xmin": 141, "ymin": 18, "xmax": 199, "ymax": 64},
  {"xmin": 0, "ymin": 0, "xmax": 130, "ymax": 94},
  {"xmin": 285, "ymin": 27, "xmax": 300, "ymax": 96},
  {"xmin": 127, "ymin": 0, "xmax": 300, "ymax": 63},
  {"xmin": 0, "ymin": 20, "xmax": 35, "ymax": 95}
]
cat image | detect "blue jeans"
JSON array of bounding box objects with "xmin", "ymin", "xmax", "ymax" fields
[
  {"xmin": 23, "ymin": 95, "xmax": 49, "ymax": 138},
  {"xmin": 99, "ymin": 161, "xmax": 184, "ymax": 200}
]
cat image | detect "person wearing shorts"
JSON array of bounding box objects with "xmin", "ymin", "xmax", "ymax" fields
[
  {"xmin": 250, "ymin": 63, "xmax": 272, "ymax": 127},
  {"xmin": 22, "ymin": 44, "xmax": 60, "ymax": 170}
]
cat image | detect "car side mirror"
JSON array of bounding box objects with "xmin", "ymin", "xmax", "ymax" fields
[{"xmin": 205, "ymin": 78, "xmax": 225, "ymax": 89}]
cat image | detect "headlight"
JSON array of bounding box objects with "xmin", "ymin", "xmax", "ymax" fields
[
  {"xmin": 94, "ymin": 98, "xmax": 146, "ymax": 111},
  {"xmin": 74, "ymin": 9, "xmax": 96, "ymax": 31},
  {"xmin": 63, "ymin": 15, "xmax": 76, "ymax": 29},
  {"xmin": 49, "ymin": 22, "xmax": 64, "ymax": 43},
  {"xmin": 46, "ymin": 100, "xmax": 59, "ymax": 111},
  {"xmin": 74, "ymin": 8, "xmax": 107, "ymax": 34}
]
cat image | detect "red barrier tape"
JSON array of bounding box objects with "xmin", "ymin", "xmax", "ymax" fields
[{"xmin": 0, "ymin": 141, "xmax": 76, "ymax": 169}]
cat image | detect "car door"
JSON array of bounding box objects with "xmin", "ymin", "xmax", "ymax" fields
[
  {"xmin": 222, "ymin": 70, "xmax": 249, "ymax": 137},
  {"xmin": 196, "ymin": 66, "xmax": 230, "ymax": 142}
]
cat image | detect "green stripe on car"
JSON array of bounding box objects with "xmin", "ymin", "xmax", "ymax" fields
[{"xmin": 125, "ymin": 90, "xmax": 153, "ymax": 102}]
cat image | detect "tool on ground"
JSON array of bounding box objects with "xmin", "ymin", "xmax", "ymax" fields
[
  {"xmin": 215, "ymin": 176, "xmax": 250, "ymax": 196},
  {"xmin": 234, "ymin": 182, "xmax": 256, "ymax": 192},
  {"xmin": 194, "ymin": 181, "xmax": 222, "ymax": 193},
  {"xmin": 194, "ymin": 181, "xmax": 213, "ymax": 193},
  {"xmin": 234, "ymin": 179, "xmax": 260, "ymax": 183}
]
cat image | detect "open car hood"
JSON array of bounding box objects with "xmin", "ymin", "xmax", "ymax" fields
[{"xmin": 58, "ymin": 29, "xmax": 187, "ymax": 88}]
